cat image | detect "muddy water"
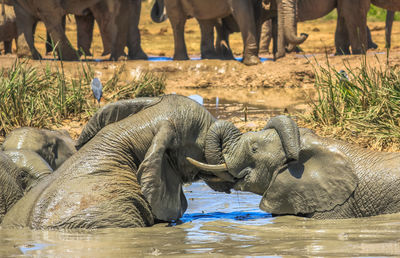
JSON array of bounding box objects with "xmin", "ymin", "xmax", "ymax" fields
[{"xmin": 1, "ymin": 182, "xmax": 400, "ymax": 256}]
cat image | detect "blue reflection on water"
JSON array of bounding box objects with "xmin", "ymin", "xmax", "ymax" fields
[
  {"xmin": 180, "ymin": 211, "xmax": 272, "ymax": 224},
  {"xmin": 147, "ymin": 56, "xmax": 273, "ymax": 62},
  {"xmin": 19, "ymin": 243, "xmax": 50, "ymax": 254}
]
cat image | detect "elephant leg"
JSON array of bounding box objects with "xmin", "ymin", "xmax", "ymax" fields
[
  {"xmin": 259, "ymin": 20, "xmax": 272, "ymax": 54},
  {"xmin": 337, "ymin": 0, "xmax": 369, "ymax": 55},
  {"xmin": 367, "ymin": 26, "xmax": 377, "ymax": 49},
  {"xmin": 386, "ymin": 10, "xmax": 395, "ymax": 49},
  {"xmin": 127, "ymin": 0, "xmax": 147, "ymax": 60},
  {"xmin": 230, "ymin": 0, "xmax": 260, "ymax": 65},
  {"xmin": 215, "ymin": 16, "xmax": 235, "ymax": 60},
  {"xmin": 109, "ymin": 0, "xmax": 128, "ymax": 61},
  {"xmin": 75, "ymin": 11, "xmax": 94, "ymax": 56},
  {"xmin": 13, "ymin": 3, "xmax": 41, "ymax": 59},
  {"xmin": 91, "ymin": 2, "xmax": 112, "ymax": 56},
  {"xmin": 46, "ymin": 15, "xmax": 65, "ymax": 55},
  {"xmin": 198, "ymin": 19, "xmax": 218, "ymax": 60},
  {"xmin": 165, "ymin": 1, "xmax": 189, "ymax": 60},
  {"xmin": 3, "ymin": 40, "xmax": 12, "ymax": 54},
  {"xmin": 334, "ymin": 13, "xmax": 350, "ymax": 55}
]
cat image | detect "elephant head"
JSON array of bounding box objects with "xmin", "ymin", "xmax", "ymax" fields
[
  {"xmin": 1, "ymin": 127, "xmax": 77, "ymax": 170},
  {"xmin": 3, "ymin": 150, "xmax": 53, "ymax": 191},
  {"xmin": 230, "ymin": 127, "xmax": 358, "ymax": 216},
  {"xmin": 188, "ymin": 115, "xmax": 302, "ymax": 194}
]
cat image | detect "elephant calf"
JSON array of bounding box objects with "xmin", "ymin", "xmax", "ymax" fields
[
  {"xmin": 209, "ymin": 117, "xmax": 400, "ymax": 219},
  {"xmin": 2, "ymin": 127, "xmax": 77, "ymax": 170},
  {"xmin": 0, "ymin": 150, "xmax": 53, "ymax": 223}
]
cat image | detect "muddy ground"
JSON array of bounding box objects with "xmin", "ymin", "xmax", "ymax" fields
[{"xmin": 1, "ymin": 3, "xmax": 400, "ymax": 149}]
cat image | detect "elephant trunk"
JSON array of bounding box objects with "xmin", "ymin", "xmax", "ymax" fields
[
  {"xmin": 282, "ymin": 0, "xmax": 308, "ymax": 45},
  {"xmin": 264, "ymin": 115, "xmax": 300, "ymax": 162},
  {"xmin": 204, "ymin": 120, "xmax": 242, "ymax": 166},
  {"xmin": 151, "ymin": 0, "xmax": 167, "ymax": 23}
]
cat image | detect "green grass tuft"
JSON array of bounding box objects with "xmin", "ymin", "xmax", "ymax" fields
[
  {"xmin": 0, "ymin": 59, "xmax": 165, "ymax": 137},
  {"xmin": 303, "ymin": 53, "xmax": 400, "ymax": 150}
]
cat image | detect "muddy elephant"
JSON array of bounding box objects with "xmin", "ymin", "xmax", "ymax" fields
[
  {"xmin": 0, "ymin": 150, "xmax": 53, "ymax": 222},
  {"xmin": 12, "ymin": 0, "xmax": 146, "ymax": 61},
  {"xmin": 1, "ymin": 95, "xmax": 300, "ymax": 229},
  {"xmin": 2, "ymin": 127, "xmax": 76, "ymax": 170},
  {"xmin": 199, "ymin": 116, "xmax": 400, "ymax": 219}
]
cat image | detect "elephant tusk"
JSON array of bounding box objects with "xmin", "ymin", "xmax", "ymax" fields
[{"xmin": 186, "ymin": 157, "xmax": 235, "ymax": 183}]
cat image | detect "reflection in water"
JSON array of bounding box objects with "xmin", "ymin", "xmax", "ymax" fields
[{"xmin": 2, "ymin": 182, "xmax": 400, "ymax": 256}]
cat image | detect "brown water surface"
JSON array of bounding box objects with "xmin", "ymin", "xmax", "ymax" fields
[{"xmin": 1, "ymin": 182, "xmax": 400, "ymax": 257}]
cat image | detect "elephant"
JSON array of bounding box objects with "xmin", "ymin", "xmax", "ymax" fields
[
  {"xmin": 193, "ymin": 116, "xmax": 400, "ymax": 219},
  {"xmin": 0, "ymin": 150, "xmax": 53, "ymax": 222},
  {"xmin": 262, "ymin": 0, "xmax": 378, "ymax": 56},
  {"xmin": 152, "ymin": 0, "xmax": 307, "ymax": 65},
  {"xmin": 1, "ymin": 127, "xmax": 77, "ymax": 170},
  {"xmin": 1, "ymin": 95, "xmax": 300, "ymax": 229},
  {"xmin": 45, "ymin": 8, "xmax": 112, "ymax": 57},
  {"xmin": 11, "ymin": 0, "xmax": 146, "ymax": 61},
  {"xmin": 3, "ymin": 150, "xmax": 53, "ymax": 191},
  {"xmin": 0, "ymin": 2, "xmax": 17, "ymax": 54}
]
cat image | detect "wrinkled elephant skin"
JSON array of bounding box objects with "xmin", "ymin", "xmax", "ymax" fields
[
  {"xmin": 1, "ymin": 96, "xmax": 300, "ymax": 229},
  {"xmin": 234, "ymin": 126, "xmax": 400, "ymax": 219}
]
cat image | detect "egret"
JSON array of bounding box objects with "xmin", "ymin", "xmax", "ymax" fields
[{"xmin": 91, "ymin": 77, "xmax": 103, "ymax": 105}]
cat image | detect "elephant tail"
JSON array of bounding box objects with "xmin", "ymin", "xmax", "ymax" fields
[{"xmin": 151, "ymin": 0, "xmax": 167, "ymax": 23}]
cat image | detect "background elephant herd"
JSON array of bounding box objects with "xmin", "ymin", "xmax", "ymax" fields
[
  {"xmin": 0, "ymin": 0, "xmax": 400, "ymax": 65},
  {"xmin": 1, "ymin": 95, "xmax": 400, "ymax": 230}
]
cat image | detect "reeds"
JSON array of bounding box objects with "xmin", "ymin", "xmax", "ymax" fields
[
  {"xmin": 0, "ymin": 59, "xmax": 165, "ymax": 137},
  {"xmin": 304, "ymin": 54, "xmax": 400, "ymax": 150}
]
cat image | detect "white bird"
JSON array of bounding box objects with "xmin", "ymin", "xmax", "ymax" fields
[{"xmin": 91, "ymin": 77, "xmax": 103, "ymax": 104}]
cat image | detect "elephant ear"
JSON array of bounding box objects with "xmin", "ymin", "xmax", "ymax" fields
[
  {"xmin": 76, "ymin": 98, "xmax": 161, "ymax": 149},
  {"xmin": 260, "ymin": 131, "xmax": 358, "ymax": 215},
  {"xmin": 137, "ymin": 121, "xmax": 187, "ymax": 222}
]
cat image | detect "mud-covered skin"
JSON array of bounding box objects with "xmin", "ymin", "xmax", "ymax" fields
[
  {"xmin": 1, "ymin": 96, "xmax": 300, "ymax": 229},
  {"xmin": 234, "ymin": 127, "xmax": 400, "ymax": 219},
  {"xmin": 3, "ymin": 150, "xmax": 52, "ymax": 191},
  {"xmin": 76, "ymin": 97, "xmax": 162, "ymax": 150},
  {"xmin": 2, "ymin": 127, "xmax": 76, "ymax": 170},
  {"xmin": 0, "ymin": 152, "xmax": 24, "ymax": 223}
]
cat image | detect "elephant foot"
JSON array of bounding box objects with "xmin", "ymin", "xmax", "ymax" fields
[
  {"xmin": 173, "ymin": 53, "xmax": 189, "ymax": 60},
  {"xmin": 128, "ymin": 49, "xmax": 148, "ymax": 60},
  {"xmin": 101, "ymin": 50, "xmax": 111, "ymax": 56},
  {"xmin": 335, "ymin": 47, "xmax": 351, "ymax": 56},
  {"xmin": 201, "ymin": 51, "xmax": 219, "ymax": 60},
  {"xmin": 259, "ymin": 49, "xmax": 270, "ymax": 55},
  {"xmin": 368, "ymin": 42, "xmax": 378, "ymax": 50},
  {"xmin": 57, "ymin": 49, "xmax": 80, "ymax": 61},
  {"xmin": 217, "ymin": 48, "xmax": 235, "ymax": 60},
  {"xmin": 242, "ymin": 55, "xmax": 261, "ymax": 66},
  {"xmin": 31, "ymin": 50, "xmax": 42, "ymax": 60}
]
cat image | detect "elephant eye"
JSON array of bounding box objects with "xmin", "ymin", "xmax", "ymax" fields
[{"xmin": 251, "ymin": 144, "xmax": 258, "ymax": 153}]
